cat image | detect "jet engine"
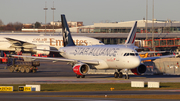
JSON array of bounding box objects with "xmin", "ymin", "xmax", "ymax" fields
[
  {"xmin": 73, "ymin": 63, "xmax": 90, "ymax": 75},
  {"xmin": 36, "ymin": 45, "xmax": 50, "ymax": 55},
  {"xmin": 131, "ymin": 63, "xmax": 147, "ymax": 75}
]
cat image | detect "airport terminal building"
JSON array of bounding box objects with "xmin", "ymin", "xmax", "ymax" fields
[
  {"xmin": 22, "ymin": 19, "xmax": 180, "ymax": 33},
  {"xmin": 72, "ymin": 19, "xmax": 180, "ymax": 33},
  {"xmin": 20, "ymin": 19, "xmax": 180, "ymax": 50}
]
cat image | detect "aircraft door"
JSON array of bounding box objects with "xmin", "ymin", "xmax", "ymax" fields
[
  {"xmin": 116, "ymin": 53, "xmax": 119, "ymax": 61},
  {"xmin": 115, "ymin": 49, "xmax": 120, "ymax": 61}
]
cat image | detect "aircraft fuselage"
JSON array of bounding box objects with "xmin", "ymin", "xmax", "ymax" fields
[{"xmin": 60, "ymin": 45, "xmax": 141, "ymax": 69}]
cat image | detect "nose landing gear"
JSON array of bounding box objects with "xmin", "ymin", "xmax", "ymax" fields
[{"xmin": 124, "ymin": 69, "xmax": 129, "ymax": 79}]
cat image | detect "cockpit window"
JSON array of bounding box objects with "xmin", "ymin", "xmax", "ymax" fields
[
  {"xmin": 124, "ymin": 53, "xmax": 139, "ymax": 56},
  {"xmin": 130, "ymin": 53, "xmax": 135, "ymax": 56},
  {"xmin": 135, "ymin": 53, "xmax": 139, "ymax": 56},
  {"xmin": 124, "ymin": 53, "xmax": 129, "ymax": 56},
  {"xmin": 99, "ymin": 41, "xmax": 103, "ymax": 43}
]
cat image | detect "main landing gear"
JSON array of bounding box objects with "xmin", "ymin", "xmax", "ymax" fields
[
  {"xmin": 76, "ymin": 74, "xmax": 85, "ymax": 78},
  {"xmin": 114, "ymin": 72, "xmax": 123, "ymax": 78},
  {"xmin": 114, "ymin": 69, "xmax": 129, "ymax": 79}
]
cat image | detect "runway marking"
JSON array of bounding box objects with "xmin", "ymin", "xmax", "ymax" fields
[
  {"xmin": 34, "ymin": 80, "xmax": 94, "ymax": 83},
  {"xmin": 106, "ymin": 77, "xmax": 146, "ymax": 80},
  {"xmin": 33, "ymin": 79, "xmax": 131, "ymax": 84}
]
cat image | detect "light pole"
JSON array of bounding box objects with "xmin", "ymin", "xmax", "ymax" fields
[
  {"xmin": 44, "ymin": 1, "xmax": 48, "ymax": 35},
  {"xmin": 146, "ymin": 0, "xmax": 148, "ymax": 40},
  {"xmin": 51, "ymin": 1, "xmax": 56, "ymax": 35},
  {"xmin": 152, "ymin": 0, "xmax": 155, "ymax": 55}
]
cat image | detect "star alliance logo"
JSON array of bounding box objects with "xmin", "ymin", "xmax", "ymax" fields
[{"xmin": 64, "ymin": 28, "xmax": 69, "ymax": 41}]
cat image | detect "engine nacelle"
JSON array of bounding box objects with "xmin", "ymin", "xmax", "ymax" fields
[
  {"xmin": 36, "ymin": 45, "xmax": 50, "ymax": 55},
  {"xmin": 73, "ymin": 63, "xmax": 90, "ymax": 75},
  {"xmin": 131, "ymin": 64, "xmax": 147, "ymax": 75}
]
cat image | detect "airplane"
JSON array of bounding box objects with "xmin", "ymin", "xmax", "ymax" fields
[
  {"xmin": 0, "ymin": 34, "xmax": 104, "ymax": 56},
  {"xmin": 10, "ymin": 14, "xmax": 176, "ymax": 79}
]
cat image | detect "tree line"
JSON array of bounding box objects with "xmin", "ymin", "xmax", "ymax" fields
[{"xmin": 0, "ymin": 19, "xmax": 61, "ymax": 31}]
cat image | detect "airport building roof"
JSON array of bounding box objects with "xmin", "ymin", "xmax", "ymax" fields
[
  {"xmin": 1, "ymin": 32, "xmax": 180, "ymax": 39},
  {"xmin": 21, "ymin": 19, "xmax": 180, "ymax": 33},
  {"xmin": 86, "ymin": 19, "xmax": 180, "ymax": 28}
]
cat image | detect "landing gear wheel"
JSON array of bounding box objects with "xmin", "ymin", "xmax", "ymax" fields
[
  {"xmin": 114, "ymin": 72, "xmax": 119, "ymax": 78},
  {"xmin": 32, "ymin": 69, "xmax": 37, "ymax": 73},
  {"xmin": 125, "ymin": 75, "xmax": 129, "ymax": 79},
  {"xmin": 81, "ymin": 75, "xmax": 85, "ymax": 78},
  {"xmin": 76, "ymin": 74, "xmax": 81, "ymax": 78},
  {"xmin": 20, "ymin": 67, "xmax": 25, "ymax": 73},
  {"xmin": 124, "ymin": 69, "xmax": 129, "ymax": 79},
  {"xmin": 26, "ymin": 68, "xmax": 30, "ymax": 73},
  {"xmin": 9, "ymin": 66, "xmax": 14, "ymax": 72},
  {"xmin": 119, "ymin": 72, "xmax": 123, "ymax": 78}
]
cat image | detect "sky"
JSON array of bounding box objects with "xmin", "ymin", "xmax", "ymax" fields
[{"xmin": 0, "ymin": 0, "xmax": 180, "ymax": 25}]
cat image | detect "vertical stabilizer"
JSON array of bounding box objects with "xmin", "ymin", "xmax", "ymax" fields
[
  {"xmin": 61, "ymin": 14, "xmax": 76, "ymax": 47},
  {"xmin": 125, "ymin": 21, "xmax": 137, "ymax": 45}
]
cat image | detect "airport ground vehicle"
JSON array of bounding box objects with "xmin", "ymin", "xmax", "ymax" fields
[
  {"xmin": 0, "ymin": 52, "xmax": 8, "ymax": 64},
  {"xmin": 7, "ymin": 57, "xmax": 40, "ymax": 73},
  {"xmin": 0, "ymin": 57, "xmax": 8, "ymax": 63}
]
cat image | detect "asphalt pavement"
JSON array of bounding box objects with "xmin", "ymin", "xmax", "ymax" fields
[{"xmin": 1, "ymin": 61, "xmax": 180, "ymax": 101}]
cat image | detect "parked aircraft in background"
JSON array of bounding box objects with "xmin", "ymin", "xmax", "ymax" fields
[
  {"xmin": 0, "ymin": 34, "xmax": 104, "ymax": 56},
  {"xmin": 11, "ymin": 14, "xmax": 175, "ymax": 79}
]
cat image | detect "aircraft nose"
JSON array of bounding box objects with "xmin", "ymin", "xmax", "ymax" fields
[{"xmin": 131, "ymin": 57, "xmax": 141, "ymax": 67}]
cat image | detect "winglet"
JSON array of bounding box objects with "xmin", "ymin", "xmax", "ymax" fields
[
  {"xmin": 125, "ymin": 21, "xmax": 137, "ymax": 45},
  {"xmin": 61, "ymin": 14, "xmax": 76, "ymax": 47}
]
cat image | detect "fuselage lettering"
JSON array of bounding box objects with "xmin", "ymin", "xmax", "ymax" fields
[
  {"xmin": 32, "ymin": 38, "xmax": 87, "ymax": 46},
  {"xmin": 72, "ymin": 47, "xmax": 119, "ymax": 57}
]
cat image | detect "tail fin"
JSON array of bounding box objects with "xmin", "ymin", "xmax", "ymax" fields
[
  {"xmin": 125, "ymin": 21, "xmax": 137, "ymax": 45},
  {"xmin": 61, "ymin": 14, "xmax": 76, "ymax": 47}
]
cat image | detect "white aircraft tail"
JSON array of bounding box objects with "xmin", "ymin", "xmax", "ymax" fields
[
  {"xmin": 61, "ymin": 14, "xmax": 76, "ymax": 47},
  {"xmin": 125, "ymin": 21, "xmax": 137, "ymax": 45}
]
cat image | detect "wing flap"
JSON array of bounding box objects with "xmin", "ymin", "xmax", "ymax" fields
[
  {"xmin": 31, "ymin": 48, "xmax": 61, "ymax": 53},
  {"xmin": 10, "ymin": 55, "xmax": 99, "ymax": 65},
  {"xmin": 5, "ymin": 37, "xmax": 35, "ymax": 46}
]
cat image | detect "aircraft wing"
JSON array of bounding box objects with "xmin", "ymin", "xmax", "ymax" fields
[
  {"xmin": 32, "ymin": 48, "xmax": 61, "ymax": 53},
  {"xmin": 138, "ymin": 51, "xmax": 166, "ymax": 54},
  {"xmin": 5, "ymin": 37, "xmax": 35, "ymax": 48},
  {"xmin": 141, "ymin": 54, "xmax": 176, "ymax": 61},
  {"xmin": 10, "ymin": 55, "xmax": 99, "ymax": 65}
]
